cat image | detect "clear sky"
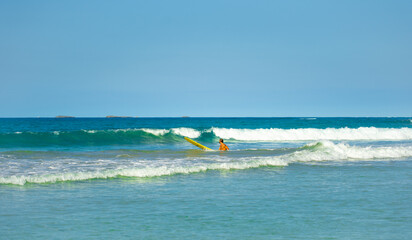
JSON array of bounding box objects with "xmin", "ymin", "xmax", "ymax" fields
[{"xmin": 0, "ymin": 0, "xmax": 411, "ymax": 117}]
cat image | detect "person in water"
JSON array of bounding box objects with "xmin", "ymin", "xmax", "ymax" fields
[{"xmin": 219, "ymin": 138, "xmax": 229, "ymax": 151}]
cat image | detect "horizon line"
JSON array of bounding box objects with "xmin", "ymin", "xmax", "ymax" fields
[{"xmin": 0, "ymin": 116, "xmax": 411, "ymax": 118}]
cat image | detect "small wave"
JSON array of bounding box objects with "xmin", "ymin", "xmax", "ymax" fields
[
  {"xmin": 139, "ymin": 129, "xmax": 169, "ymax": 136},
  {"xmin": 285, "ymin": 141, "xmax": 412, "ymax": 162},
  {"xmin": 0, "ymin": 157, "xmax": 288, "ymax": 185},
  {"xmin": 139, "ymin": 128, "xmax": 202, "ymax": 138},
  {"xmin": 170, "ymin": 128, "xmax": 201, "ymax": 138}
]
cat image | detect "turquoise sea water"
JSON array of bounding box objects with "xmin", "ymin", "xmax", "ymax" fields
[{"xmin": 1, "ymin": 118, "xmax": 411, "ymax": 239}]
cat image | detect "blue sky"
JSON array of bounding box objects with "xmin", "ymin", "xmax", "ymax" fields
[{"xmin": 0, "ymin": 0, "xmax": 411, "ymax": 117}]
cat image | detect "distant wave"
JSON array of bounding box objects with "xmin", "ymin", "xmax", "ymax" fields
[
  {"xmin": 0, "ymin": 127, "xmax": 411, "ymax": 147},
  {"xmin": 1, "ymin": 141, "xmax": 412, "ymax": 185},
  {"xmin": 300, "ymin": 118, "xmax": 317, "ymax": 120}
]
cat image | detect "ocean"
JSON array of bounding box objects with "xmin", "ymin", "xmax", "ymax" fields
[{"xmin": 0, "ymin": 117, "xmax": 411, "ymax": 239}]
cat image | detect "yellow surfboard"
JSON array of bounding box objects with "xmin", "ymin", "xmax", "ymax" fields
[{"xmin": 184, "ymin": 137, "xmax": 212, "ymax": 150}]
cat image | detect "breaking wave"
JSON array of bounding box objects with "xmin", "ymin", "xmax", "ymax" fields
[
  {"xmin": 211, "ymin": 127, "xmax": 412, "ymax": 141},
  {"xmin": 1, "ymin": 127, "xmax": 411, "ymax": 147},
  {"xmin": 0, "ymin": 128, "xmax": 198, "ymax": 147},
  {"xmin": 1, "ymin": 141, "xmax": 411, "ymax": 185}
]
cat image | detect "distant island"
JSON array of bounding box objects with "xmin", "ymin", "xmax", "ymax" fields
[
  {"xmin": 106, "ymin": 115, "xmax": 133, "ymax": 118},
  {"xmin": 182, "ymin": 116, "xmax": 190, "ymax": 118},
  {"xmin": 55, "ymin": 116, "xmax": 75, "ymax": 118}
]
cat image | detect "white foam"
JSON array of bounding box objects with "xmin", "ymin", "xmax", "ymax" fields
[
  {"xmin": 139, "ymin": 128, "xmax": 201, "ymax": 138},
  {"xmin": 2, "ymin": 141, "xmax": 412, "ymax": 185},
  {"xmin": 140, "ymin": 128, "xmax": 169, "ymax": 136},
  {"xmin": 0, "ymin": 157, "xmax": 287, "ymax": 185},
  {"xmin": 83, "ymin": 130, "xmax": 97, "ymax": 133},
  {"xmin": 286, "ymin": 141, "xmax": 412, "ymax": 162},
  {"xmin": 212, "ymin": 127, "xmax": 412, "ymax": 141},
  {"xmin": 171, "ymin": 128, "xmax": 201, "ymax": 138}
]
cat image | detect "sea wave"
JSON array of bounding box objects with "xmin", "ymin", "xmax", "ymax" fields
[
  {"xmin": 0, "ymin": 157, "xmax": 288, "ymax": 185},
  {"xmin": 286, "ymin": 141, "xmax": 412, "ymax": 162},
  {"xmin": 211, "ymin": 127, "xmax": 412, "ymax": 141},
  {"xmin": 0, "ymin": 127, "xmax": 411, "ymax": 147},
  {"xmin": 139, "ymin": 128, "xmax": 201, "ymax": 138},
  {"xmin": 1, "ymin": 141, "xmax": 412, "ymax": 185},
  {"xmin": 0, "ymin": 128, "xmax": 190, "ymax": 147}
]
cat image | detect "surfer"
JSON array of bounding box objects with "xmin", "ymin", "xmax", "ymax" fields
[{"xmin": 219, "ymin": 139, "xmax": 229, "ymax": 151}]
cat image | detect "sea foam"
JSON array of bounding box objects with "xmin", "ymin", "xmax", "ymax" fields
[
  {"xmin": 211, "ymin": 127, "xmax": 412, "ymax": 141},
  {"xmin": 0, "ymin": 157, "xmax": 288, "ymax": 185},
  {"xmin": 3, "ymin": 127, "xmax": 411, "ymax": 148},
  {"xmin": 1, "ymin": 141, "xmax": 412, "ymax": 185},
  {"xmin": 286, "ymin": 141, "xmax": 412, "ymax": 162},
  {"xmin": 140, "ymin": 128, "xmax": 201, "ymax": 138}
]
